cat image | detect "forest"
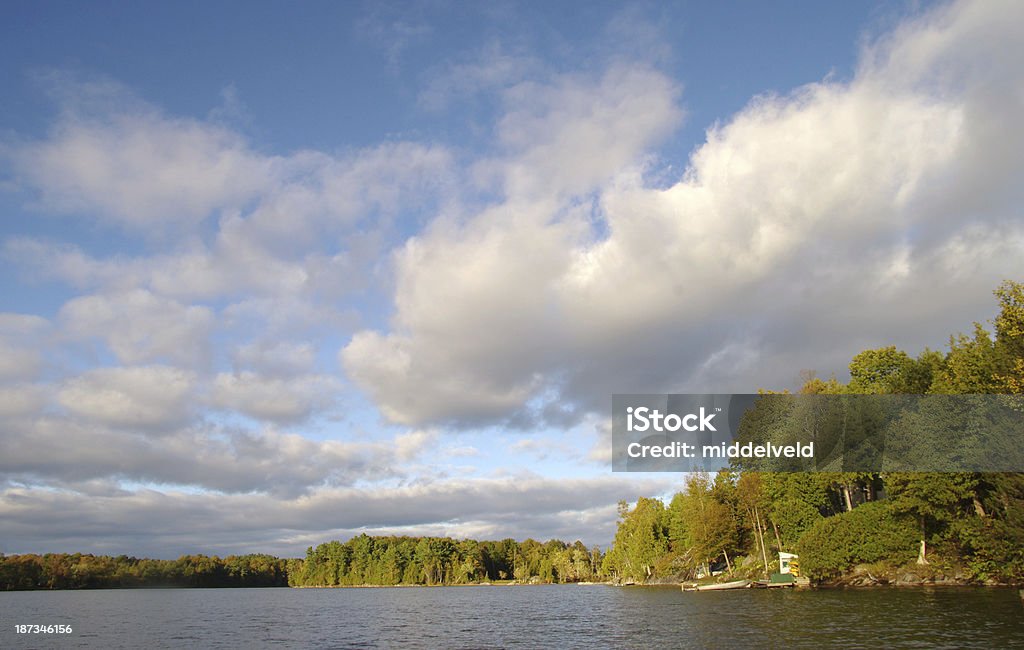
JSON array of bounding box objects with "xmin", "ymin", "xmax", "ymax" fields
[
  {"xmin": 0, "ymin": 536, "xmax": 604, "ymax": 589},
  {"xmin": 0, "ymin": 553, "xmax": 290, "ymax": 590},
  {"xmin": 289, "ymin": 535, "xmax": 603, "ymax": 586},
  {"xmin": 603, "ymin": 280, "xmax": 1024, "ymax": 584}
]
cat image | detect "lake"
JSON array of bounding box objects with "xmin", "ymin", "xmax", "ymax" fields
[{"xmin": 2, "ymin": 585, "xmax": 1022, "ymax": 648}]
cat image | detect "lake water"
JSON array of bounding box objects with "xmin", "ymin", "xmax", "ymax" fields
[{"xmin": 2, "ymin": 585, "xmax": 1022, "ymax": 648}]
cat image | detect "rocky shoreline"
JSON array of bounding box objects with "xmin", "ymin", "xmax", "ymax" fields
[
  {"xmin": 821, "ymin": 563, "xmax": 1016, "ymax": 588},
  {"xmin": 636, "ymin": 563, "xmax": 1020, "ymax": 589}
]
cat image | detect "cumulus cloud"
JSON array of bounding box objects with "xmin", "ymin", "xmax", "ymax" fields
[
  {"xmin": 344, "ymin": 0, "xmax": 1024, "ymax": 428},
  {"xmin": 58, "ymin": 289, "xmax": 214, "ymax": 367},
  {"xmin": 483, "ymin": 63, "xmax": 683, "ymax": 199},
  {"xmin": 232, "ymin": 340, "xmax": 317, "ymax": 377},
  {"xmin": 6, "ymin": 142, "xmax": 451, "ymax": 303},
  {"xmin": 343, "ymin": 64, "xmax": 684, "ymax": 427},
  {"xmin": 57, "ymin": 366, "xmax": 196, "ymax": 431},
  {"xmin": 209, "ymin": 371, "xmax": 341, "ymax": 424},
  {"xmin": 9, "ymin": 76, "xmax": 273, "ymax": 229},
  {"xmin": 394, "ymin": 429, "xmax": 438, "ymax": 461},
  {"xmin": 4, "ymin": 75, "xmax": 453, "ymax": 324}
]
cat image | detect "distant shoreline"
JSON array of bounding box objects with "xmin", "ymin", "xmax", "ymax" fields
[{"xmin": 289, "ymin": 581, "xmax": 613, "ymax": 589}]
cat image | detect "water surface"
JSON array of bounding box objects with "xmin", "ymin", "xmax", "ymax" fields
[{"xmin": 2, "ymin": 584, "xmax": 1022, "ymax": 648}]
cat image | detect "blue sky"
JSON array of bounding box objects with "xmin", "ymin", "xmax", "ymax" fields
[
  {"xmin": 2, "ymin": 0, "xmax": 1023, "ymax": 558},
  {"xmin": 2, "ymin": 2, "xmax": 879, "ymax": 150}
]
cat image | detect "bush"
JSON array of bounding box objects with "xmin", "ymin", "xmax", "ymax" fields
[
  {"xmin": 951, "ymin": 516, "xmax": 1024, "ymax": 582},
  {"xmin": 795, "ymin": 501, "xmax": 918, "ymax": 581}
]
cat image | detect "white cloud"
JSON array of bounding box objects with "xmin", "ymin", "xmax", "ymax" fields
[
  {"xmin": 10, "ymin": 78, "xmax": 274, "ymax": 229},
  {"xmin": 0, "ymin": 345, "xmax": 44, "ymax": 385},
  {"xmin": 394, "ymin": 429, "xmax": 438, "ymax": 461},
  {"xmin": 232, "ymin": 340, "xmax": 317, "ymax": 377},
  {"xmin": 209, "ymin": 371, "xmax": 340, "ymax": 424},
  {"xmin": 343, "ymin": 64, "xmax": 685, "ymax": 427},
  {"xmin": 418, "ymin": 42, "xmax": 541, "ymax": 111},
  {"xmin": 5, "ymin": 79, "xmax": 453, "ymax": 318},
  {"xmin": 508, "ymin": 437, "xmax": 570, "ymax": 461},
  {"xmin": 0, "ymin": 314, "xmax": 50, "ymax": 383},
  {"xmin": 0, "ymin": 313, "xmax": 50, "ymax": 334},
  {"xmin": 444, "ymin": 445, "xmax": 481, "ymax": 458},
  {"xmin": 355, "ymin": 5, "xmax": 433, "ymax": 68},
  {"xmin": 344, "ymin": 0, "xmax": 1024, "ymax": 427},
  {"xmin": 0, "ymin": 384, "xmax": 49, "ymax": 418},
  {"xmin": 0, "ymin": 415, "xmax": 399, "ymax": 497},
  {"xmin": 59, "ymin": 289, "xmax": 214, "ymax": 367},
  {"xmin": 57, "ymin": 365, "xmax": 196, "ymax": 431},
  {"xmin": 221, "ymin": 295, "xmax": 359, "ymax": 340},
  {"xmin": 481, "ymin": 63, "xmax": 684, "ymax": 200},
  {"xmin": 6, "ymin": 142, "xmax": 446, "ymax": 302}
]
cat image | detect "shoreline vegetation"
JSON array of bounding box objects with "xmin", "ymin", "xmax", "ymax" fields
[
  {"xmin": 3, "ymin": 281, "xmax": 1023, "ymax": 592},
  {"xmin": 1, "ymin": 545, "xmax": 1016, "ymax": 591},
  {"xmin": 603, "ymin": 281, "xmax": 1024, "ymax": 589},
  {"xmin": 0, "ymin": 536, "xmax": 606, "ymax": 591},
  {"xmin": 3, "ymin": 544, "xmax": 1015, "ymax": 591}
]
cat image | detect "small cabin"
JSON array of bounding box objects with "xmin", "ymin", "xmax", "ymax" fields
[{"xmin": 778, "ymin": 552, "xmax": 799, "ymax": 576}]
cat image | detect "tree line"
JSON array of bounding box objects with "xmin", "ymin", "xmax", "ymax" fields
[
  {"xmin": 0, "ymin": 553, "xmax": 290, "ymax": 590},
  {"xmin": 289, "ymin": 535, "xmax": 603, "ymax": 586},
  {"xmin": 604, "ymin": 280, "xmax": 1024, "ymax": 584},
  {"xmin": 0, "ymin": 536, "xmax": 605, "ymax": 590}
]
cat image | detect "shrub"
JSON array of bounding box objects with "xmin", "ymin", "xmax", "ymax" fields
[{"xmin": 795, "ymin": 501, "xmax": 918, "ymax": 580}]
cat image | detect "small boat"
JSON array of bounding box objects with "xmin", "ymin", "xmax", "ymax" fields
[{"xmin": 682, "ymin": 579, "xmax": 750, "ymax": 592}]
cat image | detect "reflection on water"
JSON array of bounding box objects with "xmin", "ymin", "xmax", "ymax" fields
[{"xmin": 2, "ymin": 584, "xmax": 1023, "ymax": 648}]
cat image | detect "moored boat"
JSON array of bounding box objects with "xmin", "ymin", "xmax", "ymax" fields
[{"xmin": 682, "ymin": 579, "xmax": 750, "ymax": 591}]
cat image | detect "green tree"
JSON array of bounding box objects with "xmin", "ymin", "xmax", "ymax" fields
[
  {"xmin": 676, "ymin": 472, "xmax": 738, "ymax": 576},
  {"xmin": 606, "ymin": 498, "xmax": 669, "ymax": 582},
  {"xmin": 883, "ymin": 472, "xmax": 975, "ymax": 564},
  {"xmin": 849, "ymin": 346, "xmax": 917, "ymax": 394}
]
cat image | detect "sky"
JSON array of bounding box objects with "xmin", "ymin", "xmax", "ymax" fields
[{"xmin": 1, "ymin": 0, "xmax": 1023, "ymax": 558}]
